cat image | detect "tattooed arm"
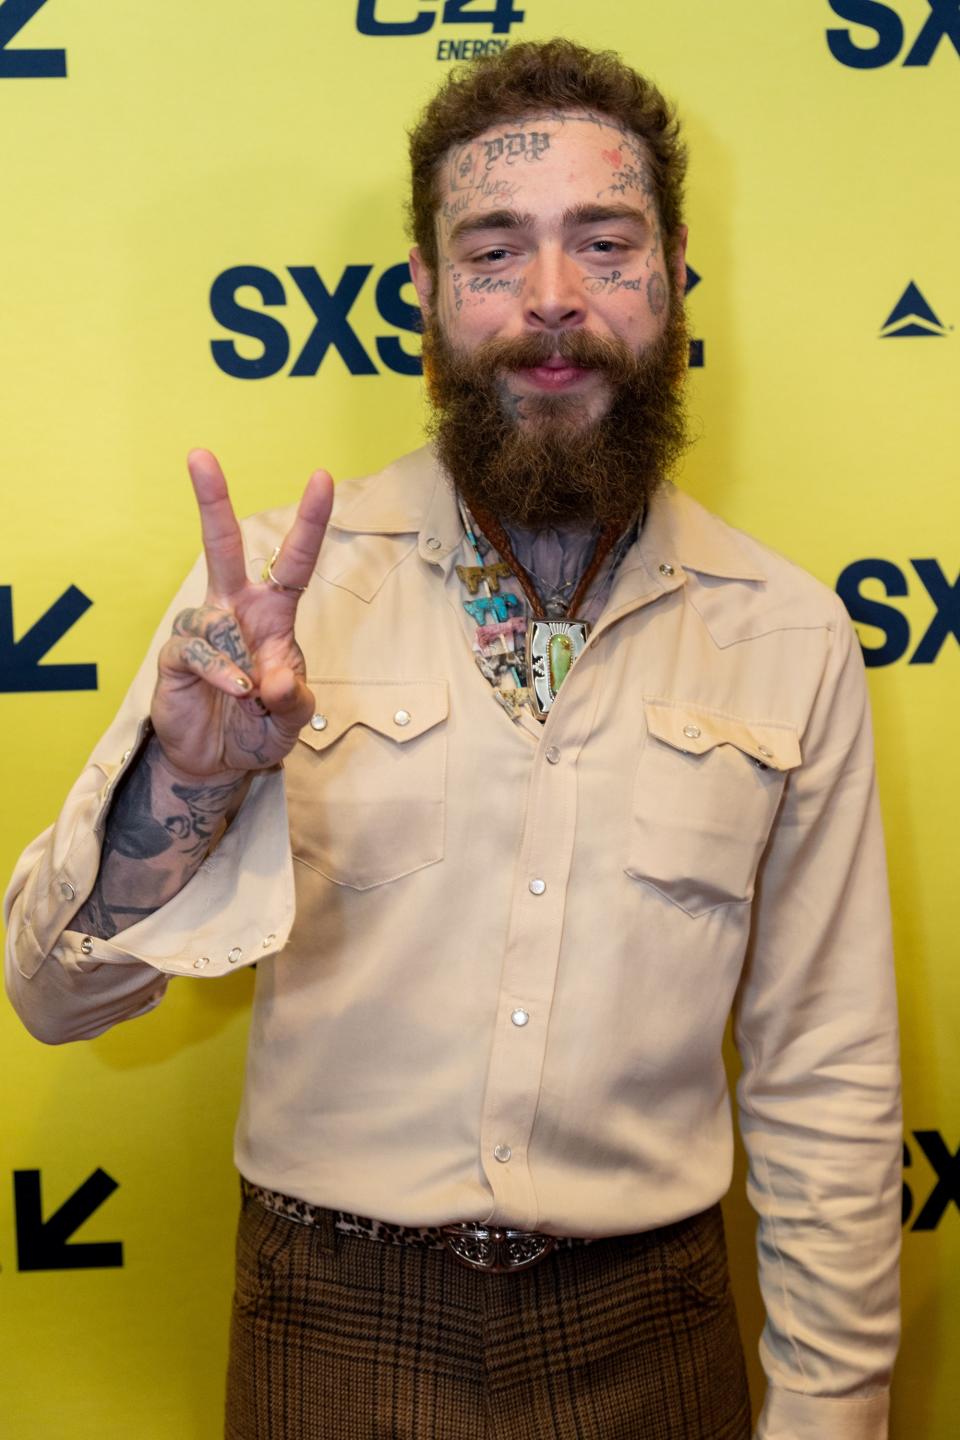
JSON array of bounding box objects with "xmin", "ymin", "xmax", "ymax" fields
[
  {"xmin": 71, "ymin": 450, "xmax": 334, "ymax": 946},
  {"xmin": 68, "ymin": 450, "xmax": 332, "ymax": 941},
  {"xmin": 4, "ymin": 452, "xmax": 333, "ymax": 1043},
  {"xmin": 72, "ymin": 738, "xmax": 249, "ymax": 940}
]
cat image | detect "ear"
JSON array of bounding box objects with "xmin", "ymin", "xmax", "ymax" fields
[
  {"xmin": 670, "ymin": 226, "xmax": 689, "ymax": 297},
  {"xmin": 409, "ymin": 246, "xmax": 434, "ymax": 318}
]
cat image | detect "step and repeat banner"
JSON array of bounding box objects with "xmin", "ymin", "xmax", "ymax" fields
[{"xmin": 1, "ymin": 2, "xmax": 956, "ymax": 1435}]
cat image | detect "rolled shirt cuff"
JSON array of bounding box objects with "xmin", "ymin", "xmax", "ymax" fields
[{"xmin": 755, "ymin": 1386, "xmax": 889, "ymax": 1440}]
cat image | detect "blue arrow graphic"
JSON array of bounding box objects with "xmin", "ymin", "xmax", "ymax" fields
[
  {"xmin": 0, "ymin": 585, "xmax": 97, "ymax": 692},
  {"xmin": 0, "ymin": 0, "xmax": 67, "ymax": 79},
  {"xmin": 15, "ymin": 1168, "xmax": 123, "ymax": 1271}
]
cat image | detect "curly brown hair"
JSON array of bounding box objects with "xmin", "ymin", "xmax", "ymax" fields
[{"xmin": 407, "ymin": 37, "xmax": 687, "ymax": 279}]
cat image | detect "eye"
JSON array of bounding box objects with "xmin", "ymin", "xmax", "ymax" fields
[
  {"xmin": 474, "ymin": 247, "xmax": 512, "ymax": 263},
  {"xmin": 586, "ymin": 239, "xmax": 626, "ymax": 255}
]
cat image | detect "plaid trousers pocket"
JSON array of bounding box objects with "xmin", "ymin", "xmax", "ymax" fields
[{"xmin": 225, "ymin": 1196, "xmax": 751, "ymax": 1440}]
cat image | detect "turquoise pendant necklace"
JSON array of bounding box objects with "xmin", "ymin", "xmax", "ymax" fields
[
  {"xmin": 457, "ymin": 500, "xmax": 604, "ymax": 718},
  {"xmin": 527, "ymin": 618, "xmax": 589, "ymax": 713}
]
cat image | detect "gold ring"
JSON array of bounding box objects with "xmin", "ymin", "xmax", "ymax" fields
[{"xmin": 262, "ymin": 547, "xmax": 308, "ymax": 594}]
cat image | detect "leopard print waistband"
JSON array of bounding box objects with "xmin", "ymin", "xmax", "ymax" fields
[{"xmin": 241, "ymin": 1177, "xmax": 591, "ymax": 1251}]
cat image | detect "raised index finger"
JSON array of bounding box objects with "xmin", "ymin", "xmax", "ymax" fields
[
  {"xmin": 187, "ymin": 449, "xmax": 249, "ymax": 599},
  {"xmin": 269, "ymin": 469, "xmax": 335, "ymax": 594}
]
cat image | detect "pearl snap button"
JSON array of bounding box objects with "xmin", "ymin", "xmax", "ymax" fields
[
  {"xmin": 194, "ymin": 957, "xmax": 210, "ymax": 970},
  {"xmin": 528, "ymin": 878, "xmax": 546, "ymax": 896},
  {"xmin": 511, "ymin": 1009, "xmax": 530, "ymax": 1027},
  {"xmin": 310, "ymin": 714, "xmax": 328, "ymax": 731},
  {"xmin": 263, "ymin": 934, "xmax": 276, "ymax": 948},
  {"xmin": 545, "ymin": 746, "xmax": 561, "ymax": 764},
  {"xmin": 494, "ymin": 1144, "xmax": 512, "ymax": 1163},
  {"xmin": 60, "ymin": 881, "xmax": 76, "ymax": 901},
  {"xmin": 659, "ymin": 562, "xmax": 675, "ymax": 576},
  {"xmin": 393, "ymin": 709, "xmax": 411, "ymax": 727},
  {"xmin": 758, "ymin": 745, "xmax": 774, "ymax": 758},
  {"xmin": 426, "ymin": 536, "xmax": 442, "ymax": 550},
  {"xmin": 227, "ymin": 947, "xmax": 242, "ymax": 965},
  {"xmin": 80, "ymin": 937, "xmax": 94, "ymax": 956},
  {"xmin": 683, "ymin": 724, "xmax": 701, "ymax": 739}
]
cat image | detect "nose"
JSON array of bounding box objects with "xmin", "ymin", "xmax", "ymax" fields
[{"xmin": 523, "ymin": 246, "xmax": 587, "ymax": 332}]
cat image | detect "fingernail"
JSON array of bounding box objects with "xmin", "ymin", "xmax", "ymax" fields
[{"xmin": 235, "ymin": 676, "xmax": 252, "ymax": 691}]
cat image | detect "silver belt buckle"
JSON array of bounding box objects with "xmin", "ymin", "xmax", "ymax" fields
[{"xmin": 441, "ymin": 1222, "xmax": 556, "ymax": 1273}]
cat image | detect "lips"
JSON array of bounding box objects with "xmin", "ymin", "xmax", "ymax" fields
[{"xmin": 516, "ymin": 360, "xmax": 592, "ymax": 391}]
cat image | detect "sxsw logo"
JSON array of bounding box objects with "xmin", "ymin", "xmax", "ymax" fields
[
  {"xmin": 837, "ymin": 559, "xmax": 959, "ymax": 666},
  {"xmin": 210, "ymin": 260, "xmax": 707, "ymax": 379},
  {"xmin": 903, "ymin": 1131, "xmax": 960, "ymax": 1231},
  {"xmin": 210, "ymin": 263, "xmax": 421, "ymax": 379},
  {"xmin": 880, "ymin": 281, "xmax": 950, "ymax": 338},
  {"xmin": 827, "ymin": 1, "xmax": 960, "ymax": 67},
  {"xmin": 0, "ymin": 0, "xmax": 66, "ymax": 77},
  {"xmin": 357, "ymin": 0, "xmax": 524, "ymax": 58}
]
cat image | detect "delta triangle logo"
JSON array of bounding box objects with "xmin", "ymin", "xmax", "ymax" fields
[
  {"xmin": 685, "ymin": 264, "xmax": 704, "ymax": 367},
  {"xmin": 880, "ymin": 282, "xmax": 949, "ymax": 339}
]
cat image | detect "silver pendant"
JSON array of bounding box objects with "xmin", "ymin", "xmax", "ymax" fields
[{"xmin": 527, "ymin": 619, "xmax": 589, "ymax": 717}]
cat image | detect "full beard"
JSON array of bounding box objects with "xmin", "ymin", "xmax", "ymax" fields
[{"xmin": 422, "ymin": 299, "xmax": 690, "ymax": 529}]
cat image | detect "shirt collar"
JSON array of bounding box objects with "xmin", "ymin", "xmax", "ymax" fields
[
  {"xmin": 328, "ymin": 445, "xmax": 767, "ymax": 584},
  {"xmin": 328, "ymin": 446, "xmax": 456, "ymax": 545},
  {"xmin": 635, "ymin": 483, "xmax": 767, "ymax": 583}
]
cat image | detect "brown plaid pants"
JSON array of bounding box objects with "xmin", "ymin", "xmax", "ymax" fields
[{"xmin": 225, "ymin": 1191, "xmax": 751, "ymax": 1440}]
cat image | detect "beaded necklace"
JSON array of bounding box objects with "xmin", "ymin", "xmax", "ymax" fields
[
  {"xmin": 455, "ymin": 501, "xmax": 527, "ymax": 712},
  {"xmin": 455, "ymin": 499, "xmax": 631, "ymax": 719}
]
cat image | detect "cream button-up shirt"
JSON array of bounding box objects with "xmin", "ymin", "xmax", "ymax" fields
[{"xmin": 5, "ymin": 447, "xmax": 901, "ymax": 1440}]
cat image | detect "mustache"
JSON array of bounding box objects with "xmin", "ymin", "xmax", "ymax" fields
[{"xmin": 464, "ymin": 330, "xmax": 643, "ymax": 384}]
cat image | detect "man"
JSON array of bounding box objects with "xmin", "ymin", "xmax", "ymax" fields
[{"xmin": 5, "ymin": 38, "xmax": 900, "ymax": 1440}]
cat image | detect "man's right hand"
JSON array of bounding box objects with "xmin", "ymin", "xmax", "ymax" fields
[{"xmin": 151, "ymin": 450, "xmax": 334, "ymax": 781}]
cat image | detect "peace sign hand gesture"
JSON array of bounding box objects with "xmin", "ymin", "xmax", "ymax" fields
[{"xmin": 152, "ymin": 450, "xmax": 334, "ymax": 782}]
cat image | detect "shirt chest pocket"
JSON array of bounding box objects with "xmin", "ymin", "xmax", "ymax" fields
[
  {"xmin": 625, "ymin": 699, "xmax": 801, "ymax": 917},
  {"xmin": 286, "ymin": 679, "xmax": 448, "ymax": 890}
]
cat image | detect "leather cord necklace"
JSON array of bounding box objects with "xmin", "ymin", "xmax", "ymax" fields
[
  {"xmin": 469, "ymin": 504, "xmax": 620, "ymax": 621},
  {"xmin": 468, "ymin": 503, "xmax": 622, "ymax": 716}
]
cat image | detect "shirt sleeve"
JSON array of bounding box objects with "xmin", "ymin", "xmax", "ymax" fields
[
  {"xmin": 734, "ymin": 597, "xmax": 901, "ymax": 1440},
  {"xmin": 3, "ymin": 554, "xmax": 296, "ymax": 1045}
]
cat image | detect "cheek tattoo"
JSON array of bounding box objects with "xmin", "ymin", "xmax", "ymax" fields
[
  {"xmin": 583, "ymin": 270, "xmax": 644, "ymax": 296},
  {"xmin": 468, "ymin": 276, "xmax": 525, "ymax": 298},
  {"xmin": 647, "ymin": 272, "xmax": 667, "ymax": 316}
]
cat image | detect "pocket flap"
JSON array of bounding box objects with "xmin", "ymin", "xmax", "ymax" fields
[
  {"xmin": 643, "ymin": 699, "xmax": 801, "ymax": 772},
  {"xmin": 299, "ymin": 679, "xmax": 449, "ymax": 752}
]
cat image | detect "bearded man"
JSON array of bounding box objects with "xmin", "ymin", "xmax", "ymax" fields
[{"xmin": 5, "ymin": 38, "xmax": 900, "ymax": 1440}]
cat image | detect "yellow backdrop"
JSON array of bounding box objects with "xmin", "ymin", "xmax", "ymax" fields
[{"xmin": 1, "ymin": 1, "xmax": 956, "ymax": 1434}]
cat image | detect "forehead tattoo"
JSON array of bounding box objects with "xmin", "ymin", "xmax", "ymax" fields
[
  {"xmin": 448, "ymin": 129, "xmax": 552, "ymax": 192},
  {"xmin": 440, "ymin": 112, "xmax": 659, "ymax": 229}
]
